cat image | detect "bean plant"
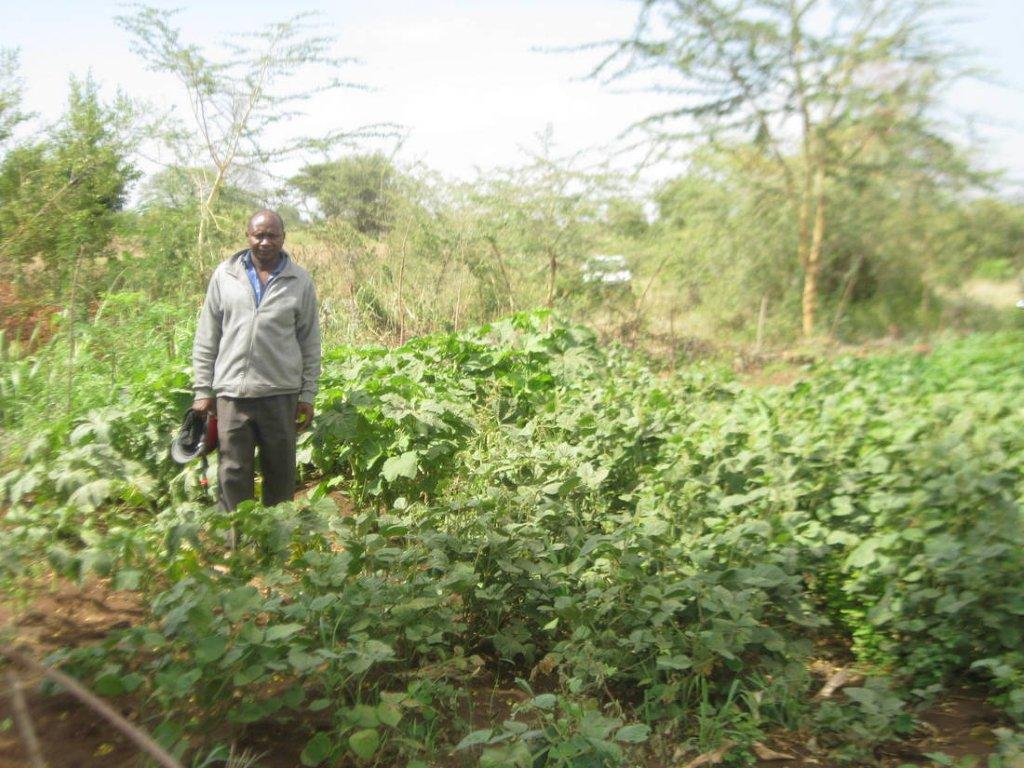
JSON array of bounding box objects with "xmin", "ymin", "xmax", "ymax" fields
[{"xmin": 2, "ymin": 313, "xmax": 1022, "ymax": 766}]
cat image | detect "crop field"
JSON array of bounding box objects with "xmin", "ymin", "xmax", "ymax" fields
[{"xmin": 1, "ymin": 314, "xmax": 1023, "ymax": 767}]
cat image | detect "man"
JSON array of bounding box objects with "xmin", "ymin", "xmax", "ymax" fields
[{"xmin": 192, "ymin": 209, "xmax": 321, "ymax": 510}]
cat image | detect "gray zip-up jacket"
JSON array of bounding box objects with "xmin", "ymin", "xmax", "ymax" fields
[{"xmin": 193, "ymin": 250, "xmax": 321, "ymax": 404}]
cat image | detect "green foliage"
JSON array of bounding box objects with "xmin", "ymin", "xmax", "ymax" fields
[
  {"xmin": 0, "ymin": 48, "xmax": 29, "ymax": 146},
  {"xmin": 0, "ymin": 291, "xmax": 193, "ymax": 442},
  {"xmin": 956, "ymin": 198, "xmax": 1024, "ymax": 281},
  {"xmin": 465, "ymin": 132, "xmax": 617, "ymax": 313},
  {"xmin": 640, "ymin": 142, "xmax": 1023, "ymax": 343},
  {"xmin": 457, "ymin": 681, "xmax": 649, "ymax": 768},
  {"xmin": 290, "ymin": 153, "xmax": 407, "ymax": 237},
  {"xmin": 649, "ymin": 156, "xmax": 798, "ymax": 337},
  {"xmin": 0, "ymin": 75, "xmax": 138, "ymax": 315},
  {"xmin": 2, "ymin": 318, "xmax": 1023, "ymax": 765},
  {"xmin": 589, "ymin": 0, "xmax": 1002, "ymax": 338},
  {"xmin": 308, "ymin": 312, "xmax": 590, "ymax": 501},
  {"xmin": 126, "ymin": 168, "xmax": 271, "ymax": 294},
  {"xmin": 115, "ymin": 4, "xmax": 381, "ymax": 273},
  {"xmin": 814, "ymin": 678, "xmax": 916, "ymax": 763}
]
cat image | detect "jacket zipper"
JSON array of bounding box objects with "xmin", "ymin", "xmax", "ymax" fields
[
  {"xmin": 238, "ymin": 271, "xmax": 258, "ymax": 395},
  {"xmin": 239, "ymin": 270, "xmax": 294, "ymax": 395}
]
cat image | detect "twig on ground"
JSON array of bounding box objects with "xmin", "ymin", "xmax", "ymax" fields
[
  {"xmin": 1, "ymin": 647, "xmax": 184, "ymax": 768},
  {"xmin": 753, "ymin": 741, "xmax": 795, "ymax": 761},
  {"xmin": 679, "ymin": 740, "xmax": 734, "ymax": 768},
  {"xmin": 5, "ymin": 668, "xmax": 47, "ymax": 768},
  {"xmin": 815, "ymin": 667, "xmax": 862, "ymax": 699}
]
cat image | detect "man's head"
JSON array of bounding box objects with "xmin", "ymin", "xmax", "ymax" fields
[{"xmin": 247, "ymin": 209, "xmax": 285, "ymax": 262}]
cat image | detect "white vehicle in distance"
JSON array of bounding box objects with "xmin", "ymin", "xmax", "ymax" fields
[{"xmin": 582, "ymin": 254, "xmax": 632, "ymax": 286}]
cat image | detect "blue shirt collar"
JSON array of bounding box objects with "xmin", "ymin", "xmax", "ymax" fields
[
  {"xmin": 243, "ymin": 250, "xmax": 288, "ymax": 276},
  {"xmin": 243, "ymin": 250, "xmax": 288, "ymax": 306}
]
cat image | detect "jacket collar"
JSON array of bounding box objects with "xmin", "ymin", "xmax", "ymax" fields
[{"xmin": 226, "ymin": 249, "xmax": 297, "ymax": 280}]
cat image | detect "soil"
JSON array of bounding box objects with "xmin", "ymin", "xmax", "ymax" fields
[
  {"xmin": 884, "ymin": 693, "xmax": 1005, "ymax": 763},
  {"xmin": 0, "ymin": 280, "xmax": 60, "ymax": 349},
  {"xmin": 743, "ymin": 693, "xmax": 1007, "ymax": 768},
  {"xmin": 0, "ymin": 581, "xmax": 145, "ymax": 768},
  {"xmin": 294, "ymin": 482, "xmax": 356, "ymax": 516},
  {"xmin": 0, "ymin": 582, "xmax": 1014, "ymax": 768}
]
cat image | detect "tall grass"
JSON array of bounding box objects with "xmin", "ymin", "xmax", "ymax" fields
[{"xmin": 0, "ymin": 292, "xmax": 194, "ymax": 465}]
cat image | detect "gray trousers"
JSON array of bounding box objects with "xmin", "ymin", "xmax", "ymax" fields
[{"xmin": 216, "ymin": 394, "xmax": 298, "ymax": 510}]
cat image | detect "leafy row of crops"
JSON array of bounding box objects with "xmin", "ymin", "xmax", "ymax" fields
[{"xmin": 2, "ymin": 313, "xmax": 1023, "ymax": 766}]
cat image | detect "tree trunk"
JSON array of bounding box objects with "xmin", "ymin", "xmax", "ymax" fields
[
  {"xmin": 196, "ymin": 165, "xmax": 229, "ymax": 270},
  {"xmin": 796, "ymin": 175, "xmax": 811, "ymax": 271},
  {"xmin": 755, "ymin": 294, "xmax": 768, "ymax": 352},
  {"xmin": 795, "ymin": 165, "xmax": 811, "ymax": 334},
  {"xmin": 453, "ymin": 270, "xmax": 464, "ymax": 330},
  {"xmin": 918, "ymin": 231, "xmax": 935, "ymax": 325},
  {"xmin": 65, "ymin": 248, "xmax": 85, "ymax": 415},
  {"xmin": 546, "ymin": 249, "xmax": 557, "ymax": 310},
  {"xmin": 830, "ymin": 253, "xmax": 865, "ymax": 339},
  {"xmin": 801, "ymin": 159, "xmax": 827, "ymax": 338},
  {"xmin": 396, "ymin": 228, "xmax": 410, "ymax": 345},
  {"xmin": 484, "ymin": 237, "xmax": 517, "ymax": 312}
]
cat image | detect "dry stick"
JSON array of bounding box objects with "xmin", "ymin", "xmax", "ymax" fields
[
  {"xmin": 755, "ymin": 294, "xmax": 769, "ymax": 353},
  {"xmin": 65, "ymin": 247, "xmax": 85, "ymax": 416},
  {"xmin": 396, "ymin": 229, "xmax": 409, "ymax": 345},
  {"xmin": 669, "ymin": 304, "xmax": 677, "ymax": 356},
  {"xmin": 2, "ymin": 648, "xmax": 184, "ymax": 768},
  {"xmin": 5, "ymin": 669, "xmax": 47, "ymax": 768},
  {"xmin": 453, "ymin": 269, "xmax": 465, "ymax": 331},
  {"xmin": 485, "ymin": 237, "xmax": 517, "ymax": 312},
  {"xmin": 630, "ymin": 250, "xmax": 675, "ymax": 340},
  {"xmin": 830, "ymin": 253, "xmax": 865, "ymax": 339}
]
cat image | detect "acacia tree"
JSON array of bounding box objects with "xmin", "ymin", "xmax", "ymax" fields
[
  {"xmin": 116, "ymin": 5, "xmax": 387, "ymax": 268},
  {"xmin": 593, "ymin": 0, "xmax": 960, "ymax": 336},
  {"xmin": 468, "ymin": 129, "xmax": 611, "ymax": 313},
  {"xmin": 290, "ymin": 153, "xmax": 404, "ymax": 237},
  {"xmin": 0, "ymin": 48, "xmax": 29, "ymax": 148},
  {"xmin": 0, "ymin": 77, "xmax": 137, "ymax": 301},
  {"xmin": 0, "ymin": 78, "xmax": 138, "ymax": 409}
]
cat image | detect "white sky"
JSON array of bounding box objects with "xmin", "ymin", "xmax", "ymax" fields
[{"xmin": 4, "ymin": 0, "xmax": 1024, "ymax": 195}]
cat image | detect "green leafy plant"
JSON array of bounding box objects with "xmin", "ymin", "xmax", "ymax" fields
[{"xmin": 3, "ymin": 320, "xmax": 1023, "ymax": 766}]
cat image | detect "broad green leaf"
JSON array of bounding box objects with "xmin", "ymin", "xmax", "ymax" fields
[
  {"xmin": 530, "ymin": 693, "xmax": 556, "ymax": 710},
  {"xmin": 120, "ymin": 673, "xmax": 144, "ymax": 693},
  {"xmin": 264, "ymin": 623, "xmax": 304, "ymax": 642},
  {"xmin": 349, "ymin": 704, "xmax": 379, "ymax": 727},
  {"xmin": 288, "ymin": 647, "xmax": 321, "ymax": 672},
  {"xmin": 348, "ymin": 728, "xmax": 380, "ymax": 760},
  {"xmin": 94, "ymin": 673, "xmax": 125, "ymax": 696},
  {"xmin": 113, "ymin": 569, "xmax": 142, "ymax": 590},
  {"xmin": 845, "ymin": 538, "xmax": 881, "ymax": 569},
  {"xmin": 223, "ymin": 586, "xmax": 261, "ymax": 620},
  {"xmin": 195, "ymin": 635, "xmax": 227, "ymax": 664},
  {"xmin": 300, "ymin": 732, "xmax": 333, "ymax": 766},
  {"xmin": 656, "ymin": 654, "xmax": 692, "ymax": 671},
  {"xmin": 615, "ymin": 724, "xmax": 650, "ymax": 743},
  {"xmin": 377, "ymin": 702, "xmax": 403, "ymax": 727},
  {"xmin": 455, "ymin": 729, "xmax": 495, "ymax": 750},
  {"xmin": 382, "ymin": 451, "xmax": 419, "ymax": 482},
  {"xmin": 67, "ymin": 478, "xmax": 112, "ymax": 511},
  {"xmin": 480, "ymin": 743, "xmax": 533, "ymax": 768},
  {"xmin": 228, "ymin": 701, "xmax": 265, "ymax": 723}
]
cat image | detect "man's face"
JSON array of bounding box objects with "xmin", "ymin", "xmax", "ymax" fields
[{"xmin": 247, "ymin": 215, "xmax": 285, "ymax": 261}]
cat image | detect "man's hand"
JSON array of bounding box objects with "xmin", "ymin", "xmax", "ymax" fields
[
  {"xmin": 193, "ymin": 397, "xmax": 216, "ymax": 415},
  {"xmin": 296, "ymin": 401, "xmax": 314, "ymax": 432}
]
